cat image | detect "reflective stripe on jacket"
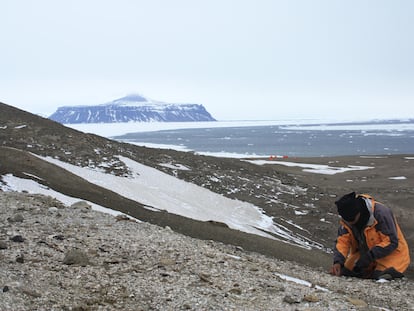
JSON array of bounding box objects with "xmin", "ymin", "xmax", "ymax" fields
[{"xmin": 333, "ymin": 194, "xmax": 410, "ymax": 273}]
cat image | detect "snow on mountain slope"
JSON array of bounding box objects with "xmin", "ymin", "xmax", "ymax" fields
[
  {"xmin": 0, "ymin": 174, "xmax": 132, "ymax": 219},
  {"xmin": 246, "ymin": 159, "xmax": 374, "ymax": 175},
  {"xmin": 9, "ymin": 154, "xmax": 321, "ymax": 249},
  {"xmin": 49, "ymin": 94, "xmax": 216, "ymax": 123}
]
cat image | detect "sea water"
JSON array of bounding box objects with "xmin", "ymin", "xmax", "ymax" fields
[{"xmin": 113, "ymin": 122, "xmax": 414, "ymax": 158}]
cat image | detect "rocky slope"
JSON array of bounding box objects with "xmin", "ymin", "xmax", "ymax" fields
[
  {"xmin": 48, "ymin": 94, "xmax": 216, "ymax": 123},
  {"xmin": 1, "ymin": 102, "xmax": 413, "ymax": 274},
  {"xmin": 1, "ymin": 191, "xmax": 413, "ymax": 311}
]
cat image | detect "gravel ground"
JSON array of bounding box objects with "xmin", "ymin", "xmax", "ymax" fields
[{"xmin": 1, "ymin": 191, "xmax": 413, "ymax": 311}]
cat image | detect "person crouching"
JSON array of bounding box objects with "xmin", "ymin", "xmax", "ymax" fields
[{"xmin": 330, "ymin": 192, "xmax": 410, "ymax": 280}]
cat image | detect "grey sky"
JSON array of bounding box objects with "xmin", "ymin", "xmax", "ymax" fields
[{"xmin": 1, "ymin": 0, "xmax": 413, "ymax": 120}]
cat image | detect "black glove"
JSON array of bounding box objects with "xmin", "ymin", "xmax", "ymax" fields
[{"xmin": 354, "ymin": 251, "xmax": 374, "ymax": 272}]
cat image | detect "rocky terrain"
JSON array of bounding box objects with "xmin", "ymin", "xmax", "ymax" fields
[
  {"xmin": 1, "ymin": 102, "xmax": 413, "ymax": 267},
  {"xmin": 1, "ymin": 191, "xmax": 414, "ymax": 311},
  {"xmin": 1, "ymin": 102, "xmax": 414, "ymax": 309}
]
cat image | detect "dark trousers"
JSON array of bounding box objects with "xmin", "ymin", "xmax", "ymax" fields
[{"xmin": 342, "ymin": 266, "xmax": 404, "ymax": 279}]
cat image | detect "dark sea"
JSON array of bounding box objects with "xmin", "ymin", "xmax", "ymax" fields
[{"xmin": 114, "ymin": 121, "xmax": 414, "ymax": 157}]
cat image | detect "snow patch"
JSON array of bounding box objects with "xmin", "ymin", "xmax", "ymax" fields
[
  {"xmin": 31, "ymin": 154, "xmax": 322, "ymax": 249},
  {"xmin": 1, "ymin": 174, "xmax": 136, "ymax": 220},
  {"xmin": 246, "ymin": 160, "xmax": 373, "ymax": 175},
  {"xmin": 294, "ymin": 210, "xmax": 308, "ymax": 216},
  {"xmin": 388, "ymin": 176, "xmax": 407, "ymax": 180},
  {"xmin": 23, "ymin": 172, "xmax": 44, "ymax": 181},
  {"xmin": 274, "ymin": 273, "xmax": 329, "ymax": 292}
]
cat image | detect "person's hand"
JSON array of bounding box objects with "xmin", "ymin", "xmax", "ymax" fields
[
  {"xmin": 330, "ymin": 263, "xmax": 342, "ymax": 276},
  {"xmin": 354, "ymin": 251, "xmax": 373, "ymax": 272}
]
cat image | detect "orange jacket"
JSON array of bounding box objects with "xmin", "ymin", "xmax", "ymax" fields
[{"xmin": 333, "ymin": 194, "xmax": 410, "ymax": 273}]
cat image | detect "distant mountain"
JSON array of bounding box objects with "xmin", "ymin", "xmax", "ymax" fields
[{"xmin": 49, "ymin": 94, "xmax": 216, "ymax": 124}]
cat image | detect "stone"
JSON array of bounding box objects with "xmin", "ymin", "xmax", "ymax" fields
[
  {"xmin": 283, "ymin": 294, "xmax": 301, "ymax": 304},
  {"xmin": 198, "ymin": 273, "xmax": 212, "ymax": 284},
  {"xmin": 10, "ymin": 235, "xmax": 24, "ymax": 242},
  {"xmin": 158, "ymin": 258, "xmax": 176, "ymax": 267},
  {"xmin": 303, "ymin": 294, "xmax": 320, "ymax": 302},
  {"xmin": 8, "ymin": 214, "xmax": 24, "ymax": 222},
  {"xmin": 16, "ymin": 254, "xmax": 24, "ymax": 263},
  {"xmin": 21, "ymin": 287, "xmax": 42, "ymax": 298},
  {"xmin": 229, "ymin": 288, "xmax": 242, "ymax": 295},
  {"xmin": 53, "ymin": 234, "xmax": 65, "ymax": 240},
  {"xmin": 63, "ymin": 249, "xmax": 90, "ymax": 266},
  {"xmin": 70, "ymin": 201, "xmax": 91, "ymax": 210},
  {"xmin": 115, "ymin": 214, "xmax": 130, "ymax": 222},
  {"xmin": 346, "ymin": 297, "xmax": 368, "ymax": 307},
  {"xmin": 0, "ymin": 240, "xmax": 7, "ymax": 249}
]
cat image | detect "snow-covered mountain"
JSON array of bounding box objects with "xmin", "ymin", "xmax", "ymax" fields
[{"xmin": 49, "ymin": 94, "xmax": 216, "ymax": 124}]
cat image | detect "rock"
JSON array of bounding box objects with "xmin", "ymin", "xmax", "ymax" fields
[
  {"xmin": 115, "ymin": 214, "xmax": 130, "ymax": 222},
  {"xmin": 346, "ymin": 297, "xmax": 368, "ymax": 307},
  {"xmin": 63, "ymin": 249, "xmax": 90, "ymax": 266},
  {"xmin": 229, "ymin": 287, "xmax": 242, "ymax": 295},
  {"xmin": 70, "ymin": 201, "xmax": 91, "ymax": 210},
  {"xmin": 8, "ymin": 214, "xmax": 24, "ymax": 222},
  {"xmin": 53, "ymin": 234, "xmax": 65, "ymax": 240},
  {"xmin": 283, "ymin": 294, "xmax": 301, "ymax": 304},
  {"xmin": 303, "ymin": 294, "xmax": 320, "ymax": 302},
  {"xmin": 0, "ymin": 240, "xmax": 7, "ymax": 249},
  {"xmin": 158, "ymin": 258, "xmax": 176, "ymax": 267},
  {"xmin": 198, "ymin": 273, "xmax": 212, "ymax": 284},
  {"xmin": 21, "ymin": 287, "xmax": 42, "ymax": 298},
  {"xmin": 48, "ymin": 206, "xmax": 59, "ymax": 212},
  {"xmin": 16, "ymin": 254, "xmax": 24, "ymax": 263},
  {"xmin": 10, "ymin": 235, "xmax": 24, "ymax": 242}
]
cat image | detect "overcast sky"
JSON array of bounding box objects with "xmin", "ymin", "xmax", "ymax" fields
[{"xmin": 1, "ymin": 0, "xmax": 413, "ymax": 121}]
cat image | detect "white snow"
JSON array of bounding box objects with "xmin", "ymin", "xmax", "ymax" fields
[
  {"xmin": 388, "ymin": 176, "xmax": 407, "ymax": 180},
  {"xmin": 22, "ymin": 172, "xmax": 44, "ymax": 180},
  {"xmin": 294, "ymin": 210, "xmax": 308, "ymax": 216},
  {"xmin": 39, "ymin": 155, "xmax": 290, "ymax": 242},
  {"xmin": 7, "ymin": 154, "xmax": 320, "ymax": 249},
  {"xmin": 1, "ymin": 174, "xmax": 135, "ymax": 220},
  {"xmin": 245, "ymin": 160, "xmax": 373, "ymax": 175},
  {"xmin": 274, "ymin": 273, "xmax": 329, "ymax": 292}
]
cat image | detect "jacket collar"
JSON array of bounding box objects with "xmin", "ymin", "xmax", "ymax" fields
[{"xmin": 362, "ymin": 196, "xmax": 375, "ymax": 226}]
